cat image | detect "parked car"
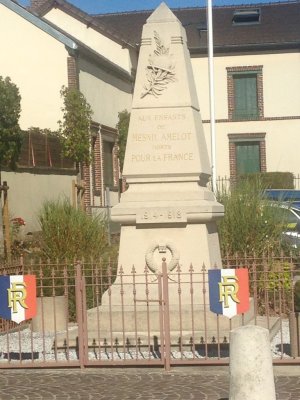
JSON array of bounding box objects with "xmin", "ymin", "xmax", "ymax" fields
[{"xmin": 273, "ymin": 203, "xmax": 300, "ymax": 248}]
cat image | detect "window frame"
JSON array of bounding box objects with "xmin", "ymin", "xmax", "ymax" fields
[
  {"xmin": 228, "ymin": 133, "xmax": 266, "ymax": 182},
  {"xmin": 227, "ymin": 66, "xmax": 264, "ymax": 121},
  {"xmin": 232, "ymin": 8, "xmax": 261, "ymax": 26}
]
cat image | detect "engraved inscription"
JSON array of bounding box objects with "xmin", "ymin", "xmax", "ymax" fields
[
  {"xmin": 131, "ymin": 153, "xmax": 194, "ymax": 162},
  {"xmin": 130, "ymin": 111, "xmax": 195, "ymax": 164},
  {"xmin": 132, "ymin": 132, "xmax": 191, "ymax": 142},
  {"xmin": 133, "ymin": 133, "xmax": 158, "ymax": 142},
  {"xmin": 138, "ymin": 113, "xmax": 186, "ymax": 122},
  {"xmin": 137, "ymin": 208, "xmax": 187, "ymax": 224}
]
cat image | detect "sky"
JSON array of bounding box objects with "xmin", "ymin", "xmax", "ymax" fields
[{"xmin": 17, "ymin": 0, "xmax": 296, "ymax": 14}]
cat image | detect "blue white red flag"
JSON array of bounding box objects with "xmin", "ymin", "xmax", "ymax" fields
[
  {"xmin": 208, "ymin": 268, "xmax": 249, "ymax": 318},
  {"xmin": 0, "ymin": 275, "xmax": 36, "ymax": 323}
]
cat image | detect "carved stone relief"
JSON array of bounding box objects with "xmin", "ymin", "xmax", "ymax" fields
[{"xmin": 141, "ymin": 31, "xmax": 176, "ymax": 98}]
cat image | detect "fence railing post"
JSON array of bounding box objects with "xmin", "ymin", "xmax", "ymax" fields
[{"xmin": 75, "ymin": 261, "xmax": 86, "ymax": 369}]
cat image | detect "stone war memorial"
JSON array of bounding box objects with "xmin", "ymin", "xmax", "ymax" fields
[
  {"xmin": 88, "ymin": 2, "xmax": 227, "ymax": 341},
  {"xmin": 113, "ymin": 2, "xmax": 224, "ymax": 273},
  {"xmin": 86, "ymin": 2, "xmax": 253, "ymax": 344}
]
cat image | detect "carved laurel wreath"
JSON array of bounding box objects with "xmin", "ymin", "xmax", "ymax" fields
[
  {"xmin": 145, "ymin": 242, "xmax": 180, "ymax": 275},
  {"xmin": 141, "ymin": 31, "xmax": 176, "ymax": 99}
]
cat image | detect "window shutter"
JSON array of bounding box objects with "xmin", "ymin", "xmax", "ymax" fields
[
  {"xmin": 245, "ymin": 75, "xmax": 258, "ymax": 117},
  {"xmin": 236, "ymin": 142, "xmax": 260, "ymax": 175},
  {"xmin": 234, "ymin": 74, "xmax": 258, "ymax": 119},
  {"xmin": 103, "ymin": 141, "xmax": 114, "ymax": 187}
]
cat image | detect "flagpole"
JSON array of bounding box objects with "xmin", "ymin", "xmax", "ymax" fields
[{"xmin": 207, "ymin": 0, "xmax": 217, "ymax": 193}]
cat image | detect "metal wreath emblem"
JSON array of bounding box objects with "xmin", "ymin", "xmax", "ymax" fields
[{"xmin": 145, "ymin": 242, "xmax": 180, "ymax": 274}]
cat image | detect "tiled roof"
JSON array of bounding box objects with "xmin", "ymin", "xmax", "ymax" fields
[{"xmin": 92, "ymin": 1, "xmax": 300, "ymax": 52}]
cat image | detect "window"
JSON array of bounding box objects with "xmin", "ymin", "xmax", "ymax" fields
[
  {"xmin": 103, "ymin": 140, "xmax": 114, "ymax": 188},
  {"xmin": 233, "ymin": 74, "xmax": 258, "ymax": 120},
  {"xmin": 227, "ymin": 66, "xmax": 263, "ymax": 121},
  {"xmin": 232, "ymin": 9, "xmax": 260, "ymax": 25},
  {"xmin": 228, "ymin": 133, "xmax": 266, "ymax": 181},
  {"xmin": 100, "ymin": 124, "xmax": 119, "ymax": 198},
  {"xmin": 236, "ymin": 141, "xmax": 260, "ymax": 175},
  {"xmin": 90, "ymin": 123, "xmax": 101, "ymax": 196}
]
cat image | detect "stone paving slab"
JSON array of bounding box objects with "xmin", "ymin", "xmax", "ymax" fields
[{"xmin": 0, "ymin": 367, "xmax": 299, "ymax": 399}]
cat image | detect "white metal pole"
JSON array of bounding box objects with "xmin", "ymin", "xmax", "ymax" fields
[{"xmin": 207, "ymin": 0, "xmax": 217, "ymax": 193}]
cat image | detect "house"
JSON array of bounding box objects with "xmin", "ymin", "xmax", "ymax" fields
[
  {"xmin": 90, "ymin": 1, "xmax": 300, "ymax": 185},
  {"xmin": 33, "ymin": 0, "xmax": 300, "ymax": 186},
  {"xmin": 1, "ymin": 0, "xmax": 300, "ymax": 232},
  {"xmin": 0, "ymin": 0, "xmax": 134, "ymax": 230}
]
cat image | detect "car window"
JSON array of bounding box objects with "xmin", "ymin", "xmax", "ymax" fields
[
  {"xmin": 276, "ymin": 208, "xmax": 298, "ymax": 229},
  {"xmin": 292, "ymin": 208, "xmax": 300, "ymax": 218}
]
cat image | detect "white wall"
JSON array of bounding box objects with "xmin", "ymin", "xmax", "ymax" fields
[
  {"xmin": 0, "ymin": 4, "xmax": 69, "ymax": 130},
  {"xmin": 44, "ymin": 8, "xmax": 132, "ymax": 74},
  {"xmin": 79, "ymin": 57, "xmax": 132, "ymax": 127},
  {"xmin": 2, "ymin": 170, "xmax": 76, "ymax": 232}
]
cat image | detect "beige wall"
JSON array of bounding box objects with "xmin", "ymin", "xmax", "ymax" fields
[
  {"xmin": 192, "ymin": 52, "xmax": 300, "ymax": 121},
  {"xmin": 2, "ymin": 170, "xmax": 76, "ymax": 232},
  {"xmin": 0, "ymin": 4, "xmax": 69, "ymax": 130},
  {"xmin": 191, "ymin": 51, "xmax": 300, "ymax": 177},
  {"xmin": 202, "ymin": 119, "xmax": 300, "ymax": 178},
  {"xmin": 79, "ymin": 58, "xmax": 132, "ymax": 127},
  {"xmin": 44, "ymin": 8, "xmax": 133, "ymax": 74}
]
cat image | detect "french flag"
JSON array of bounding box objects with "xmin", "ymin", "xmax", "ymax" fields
[
  {"xmin": 208, "ymin": 268, "xmax": 249, "ymax": 318},
  {"xmin": 0, "ymin": 275, "xmax": 36, "ymax": 323}
]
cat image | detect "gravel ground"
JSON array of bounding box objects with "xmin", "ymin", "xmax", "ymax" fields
[{"xmin": 0, "ymin": 319, "xmax": 292, "ymax": 363}]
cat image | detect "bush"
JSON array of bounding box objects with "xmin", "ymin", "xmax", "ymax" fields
[
  {"xmin": 38, "ymin": 198, "xmax": 115, "ymax": 261},
  {"xmin": 239, "ymin": 172, "xmax": 294, "ymax": 189},
  {"xmin": 217, "ymin": 179, "xmax": 288, "ymax": 255}
]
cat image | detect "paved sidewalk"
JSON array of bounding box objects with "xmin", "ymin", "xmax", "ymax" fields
[{"xmin": 0, "ymin": 366, "xmax": 299, "ymax": 399}]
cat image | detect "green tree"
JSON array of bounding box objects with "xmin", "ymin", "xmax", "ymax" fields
[
  {"xmin": 116, "ymin": 109, "xmax": 130, "ymax": 173},
  {"xmin": 0, "ymin": 76, "xmax": 22, "ymax": 258},
  {"xmin": 0, "ymin": 76, "xmax": 22, "ymax": 169},
  {"xmin": 58, "ymin": 86, "xmax": 93, "ymax": 165}
]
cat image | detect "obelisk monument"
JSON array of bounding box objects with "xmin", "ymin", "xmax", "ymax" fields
[
  {"xmin": 82, "ymin": 2, "xmax": 226, "ymax": 342},
  {"xmin": 111, "ymin": 3, "xmax": 224, "ymax": 281}
]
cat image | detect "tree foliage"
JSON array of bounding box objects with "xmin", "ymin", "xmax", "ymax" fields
[
  {"xmin": 0, "ymin": 76, "xmax": 22, "ymax": 168},
  {"xmin": 116, "ymin": 109, "xmax": 130, "ymax": 173},
  {"xmin": 58, "ymin": 86, "xmax": 93, "ymax": 165}
]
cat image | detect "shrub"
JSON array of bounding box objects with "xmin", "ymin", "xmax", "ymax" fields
[
  {"xmin": 239, "ymin": 172, "xmax": 294, "ymax": 189},
  {"xmin": 38, "ymin": 198, "xmax": 115, "ymax": 261},
  {"xmin": 217, "ymin": 179, "xmax": 288, "ymax": 256}
]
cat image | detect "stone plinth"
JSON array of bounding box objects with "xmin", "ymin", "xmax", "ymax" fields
[{"xmin": 31, "ymin": 296, "xmax": 67, "ymax": 333}]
